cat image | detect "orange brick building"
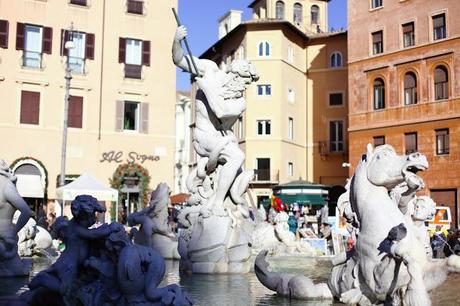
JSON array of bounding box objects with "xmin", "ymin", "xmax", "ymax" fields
[{"xmin": 348, "ymin": 0, "xmax": 460, "ymax": 227}]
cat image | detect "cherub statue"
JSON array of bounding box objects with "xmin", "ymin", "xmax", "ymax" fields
[{"xmin": 25, "ymin": 195, "xmax": 119, "ymax": 303}]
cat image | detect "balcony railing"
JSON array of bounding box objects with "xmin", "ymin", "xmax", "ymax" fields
[
  {"xmin": 69, "ymin": 56, "xmax": 85, "ymax": 74},
  {"xmin": 23, "ymin": 51, "xmax": 42, "ymax": 69},
  {"xmin": 124, "ymin": 64, "xmax": 142, "ymax": 79},
  {"xmin": 127, "ymin": 0, "xmax": 143, "ymax": 14}
]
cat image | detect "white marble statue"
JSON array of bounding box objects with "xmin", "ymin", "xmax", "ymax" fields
[
  {"xmin": 128, "ymin": 183, "xmax": 180, "ymax": 259},
  {"xmin": 0, "ymin": 160, "xmax": 33, "ymax": 276},
  {"xmin": 14, "ymin": 211, "xmax": 53, "ymax": 257},
  {"xmin": 255, "ymin": 144, "xmax": 460, "ymax": 305},
  {"xmin": 173, "ymin": 25, "xmax": 259, "ymax": 273},
  {"xmin": 252, "ymin": 208, "xmax": 315, "ymax": 256}
]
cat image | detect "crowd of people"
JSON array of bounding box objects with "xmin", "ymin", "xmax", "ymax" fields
[{"xmin": 430, "ymin": 225, "xmax": 460, "ymax": 258}]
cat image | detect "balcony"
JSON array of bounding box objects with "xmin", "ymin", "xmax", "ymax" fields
[
  {"xmin": 253, "ymin": 169, "xmax": 280, "ymax": 184},
  {"xmin": 127, "ymin": 0, "xmax": 143, "ymax": 14},
  {"xmin": 69, "ymin": 56, "xmax": 85, "ymax": 74},
  {"xmin": 124, "ymin": 64, "xmax": 142, "ymax": 79},
  {"xmin": 22, "ymin": 51, "xmax": 42, "ymax": 69}
]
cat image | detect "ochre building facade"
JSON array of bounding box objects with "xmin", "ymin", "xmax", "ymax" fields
[
  {"xmin": 0, "ymin": 0, "xmax": 177, "ymax": 219},
  {"xmin": 348, "ymin": 0, "xmax": 460, "ymax": 226}
]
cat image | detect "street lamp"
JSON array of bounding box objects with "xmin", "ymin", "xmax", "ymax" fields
[{"xmin": 59, "ymin": 23, "xmax": 75, "ymax": 188}]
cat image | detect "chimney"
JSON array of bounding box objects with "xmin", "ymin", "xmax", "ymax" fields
[{"xmin": 218, "ymin": 10, "xmax": 243, "ymax": 39}]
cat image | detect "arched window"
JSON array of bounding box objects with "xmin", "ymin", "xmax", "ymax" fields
[
  {"xmin": 276, "ymin": 1, "xmax": 285, "ymax": 20},
  {"xmin": 434, "ymin": 65, "xmax": 448, "ymax": 100},
  {"xmin": 330, "ymin": 52, "xmax": 342, "ymax": 68},
  {"xmin": 404, "ymin": 72, "xmax": 417, "ymax": 105},
  {"xmin": 293, "ymin": 3, "xmax": 303, "ymax": 23},
  {"xmin": 258, "ymin": 41, "xmax": 271, "ymax": 57},
  {"xmin": 373, "ymin": 78, "xmax": 385, "ymax": 110},
  {"xmin": 311, "ymin": 5, "xmax": 319, "ymax": 25}
]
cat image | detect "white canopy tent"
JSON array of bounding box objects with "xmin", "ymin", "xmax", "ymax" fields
[{"xmin": 55, "ymin": 173, "xmax": 118, "ymax": 222}]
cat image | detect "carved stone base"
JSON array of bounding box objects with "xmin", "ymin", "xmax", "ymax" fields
[
  {"xmin": 151, "ymin": 235, "xmax": 180, "ymax": 260},
  {"xmin": 184, "ymin": 214, "xmax": 252, "ymax": 274}
]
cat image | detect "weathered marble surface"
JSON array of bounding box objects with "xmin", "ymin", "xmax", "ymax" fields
[
  {"xmin": 252, "ymin": 208, "xmax": 315, "ymax": 256},
  {"xmin": 23, "ymin": 195, "xmax": 193, "ymax": 306},
  {"xmin": 255, "ymin": 144, "xmax": 460, "ymax": 305},
  {"xmin": 0, "ymin": 160, "xmax": 32, "ymax": 277},
  {"xmin": 128, "ymin": 183, "xmax": 180, "ymax": 259},
  {"xmin": 15, "ymin": 212, "xmax": 52, "ymax": 257},
  {"xmin": 173, "ymin": 26, "xmax": 258, "ymax": 274}
]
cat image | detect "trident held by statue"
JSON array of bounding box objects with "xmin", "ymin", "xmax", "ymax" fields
[{"xmin": 172, "ymin": 8, "xmax": 202, "ymax": 78}]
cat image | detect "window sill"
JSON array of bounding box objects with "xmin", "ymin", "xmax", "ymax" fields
[
  {"xmin": 435, "ymin": 153, "xmax": 450, "ymax": 157},
  {"xmin": 369, "ymin": 6, "xmax": 384, "ymax": 12},
  {"xmin": 122, "ymin": 129, "xmax": 140, "ymax": 134},
  {"xmin": 126, "ymin": 11, "xmax": 145, "ymax": 17},
  {"xmin": 432, "ymin": 37, "xmax": 449, "ymax": 43},
  {"xmin": 21, "ymin": 65, "xmax": 45, "ymax": 72}
]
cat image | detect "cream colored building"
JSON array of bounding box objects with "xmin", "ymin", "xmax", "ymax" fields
[
  {"xmin": 199, "ymin": 0, "xmax": 348, "ymax": 206},
  {"xmin": 0, "ymin": 0, "xmax": 177, "ymax": 220}
]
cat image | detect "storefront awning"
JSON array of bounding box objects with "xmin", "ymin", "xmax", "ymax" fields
[
  {"xmin": 16, "ymin": 174, "xmax": 44, "ymax": 198},
  {"xmin": 275, "ymin": 194, "xmax": 326, "ymax": 206}
]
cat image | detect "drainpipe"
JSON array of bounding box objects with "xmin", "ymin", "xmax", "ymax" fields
[{"xmin": 98, "ymin": 0, "xmax": 106, "ymax": 140}]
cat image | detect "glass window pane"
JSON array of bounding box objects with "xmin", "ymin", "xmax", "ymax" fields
[
  {"xmin": 126, "ymin": 39, "xmax": 142, "ymax": 65},
  {"xmin": 25, "ymin": 25, "xmax": 42, "ymax": 52}
]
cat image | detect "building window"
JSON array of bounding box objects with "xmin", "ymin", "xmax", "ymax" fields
[
  {"xmin": 433, "ymin": 14, "xmax": 446, "ymax": 40},
  {"xmin": 237, "ymin": 116, "xmax": 244, "ymax": 139},
  {"xmin": 288, "ymin": 88, "xmax": 295, "ymax": 103},
  {"xmin": 288, "ymin": 162, "xmax": 293, "ymax": 176},
  {"xmin": 402, "ymin": 22, "xmax": 415, "ymax": 47},
  {"xmin": 329, "ymin": 93, "xmax": 343, "ymax": 106},
  {"xmin": 119, "ymin": 38, "xmax": 150, "ymax": 79},
  {"xmin": 373, "ymin": 136, "xmax": 385, "ymax": 147},
  {"xmin": 20, "ymin": 91, "xmax": 40, "ymax": 125},
  {"xmin": 330, "ymin": 120, "xmax": 344, "ymax": 152},
  {"xmin": 257, "ymin": 120, "xmax": 271, "ymax": 135},
  {"xmin": 258, "ymin": 41, "xmax": 270, "ymax": 57},
  {"xmin": 293, "ymin": 3, "xmax": 303, "ymax": 24},
  {"xmin": 0, "ymin": 20, "xmax": 8, "ymax": 49},
  {"xmin": 405, "ymin": 132, "xmax": 417, "ymax": 154},
  {"xmin": 257, "ymin": 84, "xmax": 271, "ymax": 96},
  {"xmin": 404, "ymin": 72, "xmax": 417, "ymax": 105},
  {"xmin": 21, "ymin": 25, "xmax": 42, "ymax": 68},
  {"xmin": 373, "ymin": 78, "xmax": 385, "ymax": 110},
  {"xmin": 124, "ymin": 101, "xmax": 140, "ymax": 131},
  {"xmin": 436, "ymin": 129, "xmax": 449, "ymax": 155},
  {"xmin": 372, "ymin": 31, "xmax": 383, "ymax": 55},
  {"xmin": 434, "ymin": 65, "xmax": 448, "ymax": 100},
  {"xmin": 61, "ymin": 30, "xmax": 94, "ymax": 74},
  {"xmin": 69, "ymin": 32, "xmax": 85, "ymax": 73},
  {"xmin": 330, "ymin": 52, "xmax": 342, "ymax": 68},
  {"xmin": 287, "ymin": 45, "xmax": 294, "ymax": 63},
  {"xmin": 288, "ymin": 117, "xmax": 293, "ymax": 140},
  {"xmin": 70, "ymin": 0, "xmax": 87, "ymax": 6},
  {"xmin": 276, "ymin": 1, "xmax": 285, "ymax": 19},
  {"xmin": 127, "ymin": 0, "xmax": 144, "ymax": 15},
  {"xmin": 311, "ymin": 5, "xmax": 319, "ymax": 25},
  {"xmin": 371, "ymin": 0, "xmax": 383, "ymax": 9},
  {"xmin": 68, "ymin": 96, "xmax": 83, "ymax": 128},
  {"xmin": 256, "ymin": 158, "xmax": 270, "ymax": 181}
]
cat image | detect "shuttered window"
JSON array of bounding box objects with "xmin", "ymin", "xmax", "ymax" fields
[
  {"xmin": 140, "ymin": 102, "xmax": 149, "ymax": 133},
  {"xmin": 372, "ymin": 31, "xmax": 383, "ymax": 55},
  {"xmin": 68, "ymin": 96, "xmax": 83, "ymax": 128},
  {"xmin": 402, "ymin": 22, "xmax": 415, "ymax": 47},
  {"xmin": 373, "ymin": 136, "xmax": 385, "ymax": 147},
  {"xmin": 17, "ymin": 23, "xmax": 52, "ymax": 68},
  {"xmin": 120, "ymin": 37, "xmax": 150, "ymax": 78},
  {"xmin": 61, "ymin": 30, "xmax": 95, "ymax": 73},
  {"xmin": 0, "ymin": 20, "xmax": 8, "ymax": 49},
  {"xmin": 127, "ymin": 0, "xmax": 144, "ymax": 14},
  {"xmin": 404, "ymin": 132, "xmax": 417, "ymax": 154},
  {"xmin": 329, "ymin": 93, "xmax": 343, "ymax": 106},
  {"xmin": 433, "ymin": 14, "xmax": 446, "ymax": 40},
  {"xmin": 20, "ymin": 91, "xmax": 40, "ymax": 125}
]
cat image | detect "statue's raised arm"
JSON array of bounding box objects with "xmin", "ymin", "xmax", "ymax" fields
[{"xmin": 172, "ymin": 26, "xmax": 206, "ymax": 76}]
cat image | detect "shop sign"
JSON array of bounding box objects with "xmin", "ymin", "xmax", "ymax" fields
[{"xmin": 100, "ymin": 151, "xmax": 160, "ymax": 164}]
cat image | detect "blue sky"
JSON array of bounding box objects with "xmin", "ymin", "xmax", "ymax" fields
[{"xmin": 175, "ymin": 0, "xmax": 347, "ymax": 91}]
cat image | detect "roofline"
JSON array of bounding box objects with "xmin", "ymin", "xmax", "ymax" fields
[
  {"xmin": 218, "ymin": 10, "xmax": 243, "ymax": 22},
  {"xmin": 200, "ymin": 19, "xmax": 310, "ymax": 59}
]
